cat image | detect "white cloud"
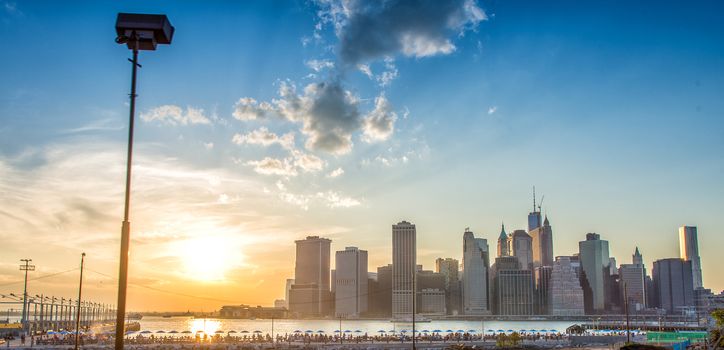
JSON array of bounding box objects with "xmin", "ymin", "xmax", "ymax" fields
[
  {"xmin": 232, "ymin": 97, "xmax": 275, "ymax": 121},
  {"xmin": 487, "ymin": 106, "xmax": 498, "ymax": 115},
  {"xmin": 400, "ymin": 34, "xmax": 456, "ymax": 58},
  {"xmin": 232, "ymin": 127, "xmax": 295, "ymax": 150},
  {"xmin": 357, "ymin": 64, "xmax": 373, "ymax": 78},
  {"xmin": 326, "ymin": 167, "xmax": 344, "ymax": 178},
  {"xmin": 305, "ymin": 59, "xmax": 335, "ymax": 72},
  {"xmin": 362, "ymin": 95, "xmax": 397, "ymax": 142},
  {"xmin": 291, "ymin": 150, "xmax": 325, "ymax": 173},
  {"xmin": 245, "ymin": 157, "xmax": 298, "ymax": 177},
  {"xmin": 140, "ymin": 105, "xmax": 212, "ymax": 125},
  {"xmin": 318, "ymin": 191, "xmax": 360, "ymax": 208},
  {"xmin": 271, "ymin": 181, "xmax": 360, "ymax": 210}
]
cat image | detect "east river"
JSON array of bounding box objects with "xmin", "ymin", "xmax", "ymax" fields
[{"xmin": 136, "ymin": 317, "xmax": 577, "ymax": 335}]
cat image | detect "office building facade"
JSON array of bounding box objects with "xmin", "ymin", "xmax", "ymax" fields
[
  {"xmin": 335, "ymin": 247, "xmax": 368, "ymax": 318},
  {"xmin": 289, "ymin": 236, "xmax": 333, "ymax": 317},
  {"xmin": 530, "ymin": 216, "xmax": 554, "ymax": 268},
  {"xmin": 652, "ymin": 258, "xmax": 695, "ymax": 314},
  {"xmin": 579, "ymin": 233, "xmax": 610, "ymax": 312},
  {"xmin": 392, "ymin": 221, "xmax": 416, "ymax": 319},
  {"xmin": 549, "ymin": 256, "xmax": 585, "ymax": 316},
  {"xmin": 678, "ymin": 226, "xmax": 703, "ymax": 289},
  {"xmin": 510, "ymin": 229, "xmax": 534, "ymax": 271},
  {"xmin": 435, "ymin": 258, "xmax": 461, "ymax": 315},
  {"xmin": 462, "ymin": 229, "xmax": 490, "ymax": 314},
  {"xmin": 492, "ymin": 256, "xmax": 534, "ymax": 315}
]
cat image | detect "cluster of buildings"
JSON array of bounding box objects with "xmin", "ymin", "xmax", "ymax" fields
[{"xmin": 266, "ymin": 197, "xmax": 717, "ymax": 319}]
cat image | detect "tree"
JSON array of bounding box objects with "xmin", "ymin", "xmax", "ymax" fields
[
  {"xmin": 509, "ymin": 332, "xmax": 521, "ymax": 346},
  {"xmin": 496, "ymin": 333, "xmax": 509, "ymax": 347},
  {"xmin": 711, "ymin": 309, "xmax": 724, "ymax": 349}
]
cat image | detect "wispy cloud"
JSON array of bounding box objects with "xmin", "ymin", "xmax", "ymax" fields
[
  {"xmin": 326, "ymin": 167, "xmax": 344, "ymax": 178},
  {"xmin": 141, "ymin": 105, "xmax": 212, "ymax": 126},
  {"xmin": 59, "ymin": 118, "xmax": 124, "ymax": 134}
]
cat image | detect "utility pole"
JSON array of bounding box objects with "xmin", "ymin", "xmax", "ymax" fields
[
  {"xmin": 75, "ymin": 253, "xmax": 86, "ymax": 350},
  {"xmin": 624, "ymin": 282, "xmax": 630, "ymax": 344},
  {"xmin": 412, "ymin": 270, "xmax": 416, "ymax": 350},
  {"xmin": 20, "ymin": 259, "xmax": 35, "ymax": 335}
]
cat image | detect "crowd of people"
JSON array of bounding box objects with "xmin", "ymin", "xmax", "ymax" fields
[{"xmin": 4, "ymin": 330, "xmax": 585, "ymax": 349}]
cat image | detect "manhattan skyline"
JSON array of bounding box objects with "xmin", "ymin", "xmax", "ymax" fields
[{"xmin": 1, "ymin": 0, "xmax": 723, "ymax": 312}]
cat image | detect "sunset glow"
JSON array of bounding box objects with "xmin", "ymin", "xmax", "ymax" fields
[{"xmin": 0, "ymin": 0, "xmax": 722, "ymax": 314}]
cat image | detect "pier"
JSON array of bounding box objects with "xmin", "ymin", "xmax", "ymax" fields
[{"xmin": 1, "ymin": 293, "xmax": 116, "ymax": 334}]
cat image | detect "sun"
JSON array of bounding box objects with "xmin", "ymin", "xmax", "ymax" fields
[{"xmin": 177, "ymin": 236, "xmax": 235, "ymax": 282}]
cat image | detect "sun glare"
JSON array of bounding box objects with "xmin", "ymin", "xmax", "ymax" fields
[
  {"xmin": 190, "ymin": 318, "xmax": 220, "ymax": 335},
  {"xmin": 177, "ymin": 236, "xmax": 235, "ymax": 282}
]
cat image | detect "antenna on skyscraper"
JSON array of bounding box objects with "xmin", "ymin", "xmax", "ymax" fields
[{"xmin": 532, "ymin": 186, "xmax": 536, "ymax": 212}]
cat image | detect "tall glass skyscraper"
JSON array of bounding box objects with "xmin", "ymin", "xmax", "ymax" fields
[
  {"xmin": 678, "ymin": 226, "xmax": 703, "ymax": 289},
  {"xmin": 392, "ymin": 221, "xmax": 416, "ymax": 319},
  {"xmin": 579, "ymin": 233, "xmax": 610, "ymax": 312},
  {"xmin": 462, "ymin": 229, "xmax": 490, "ymax": 314}
]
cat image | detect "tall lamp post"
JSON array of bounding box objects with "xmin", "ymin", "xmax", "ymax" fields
[
  {"xmin": 113, "ymin": 13, "xmax": 174, "ymax": 350},
  {"xmin": 74, "ymin": 253, "xmax": 86, "ymax": 350}
]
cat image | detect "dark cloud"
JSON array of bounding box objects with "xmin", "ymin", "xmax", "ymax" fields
[{"xmin": 329, "ymin": 0, "xmax": 486, "ymax": 65}]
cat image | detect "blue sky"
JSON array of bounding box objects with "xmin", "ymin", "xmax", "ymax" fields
[{"xmin": 1, "ymin": 0, "xmax": 723, "ymax": 309}]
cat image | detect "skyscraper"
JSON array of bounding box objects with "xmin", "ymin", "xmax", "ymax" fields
[
  {"xmin": 497, "ymin": 224, "xmax": 509, "ymax": 257},
  {"xmin": 652, "ymin": 258, "xmax": 695, "ymax": 314},
  {"xmin": 335, "ymin": 247, "xmax": 368, "ymax": 318},
  {"xmin": 289, "ymin": 236, "xmax": 333, "ymax": 317},
  {"xmin": 492, "ymin": 256, "xmax": 534, "ymax": 315},
  {"xmin": 678, "ymin": 226, "xmax": 703, "ymax": 289},
  {"xmin": 392, "ymin": 221, "xmax": 416, "ymax": 319},
  {"xmin": 579, "ymin": 233, "xmax": 611, "ymax": 313},
  {"xmin": 284, "ymin": 278, "xmax": 294, "ymax": 308},
  {"xmin": 528, "ymin": 188, "xmax": 542, "ymax": 232},
  {"xmin": 534, "ymin": 266, "xmax": 552, "ymax": 314},
  {"xmin": 510, "ymin": 229, "xmax": 533, "ymax": 271},
  {"xmin": 549, "ymin": 256, "xmax": 585, "ymax": 316},
  {"xmin": 530, "ymin": 216, "xmax": 554, "ymax": 268},
  {"xmin": 462, "ymin": 229, "xmax": 490, "ymax": 314},
  {"xmin": 619, "ymin": 247, "xmax": 647, "ymax": 311},
  {"xmin": 372, "ymin": 264, "xmax": 393, "ymax": 317},
  {"xmin": 435, "ymin": 258, "xmax": 461, "ymax": 315}
]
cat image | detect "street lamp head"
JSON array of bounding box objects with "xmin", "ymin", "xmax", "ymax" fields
[{"xmin": 115, "ymin": 13, "xmax": 174, "ymax": 51}]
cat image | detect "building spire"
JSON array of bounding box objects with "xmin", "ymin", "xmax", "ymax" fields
[{"xmin": 533, "ymin": 186, "xmax": 536, "ymax": 212}]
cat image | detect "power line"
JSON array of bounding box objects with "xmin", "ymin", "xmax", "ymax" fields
[
  {"xmin": 85, "ymin": 268, "xmax": 240, "ymax": 304},
  {"xmin": 85, "ymin": 268, "xmax": 399, "ymax": 306},
  {"xmin": 0, "ymin": 268, "xmax": 79, "ymax": 288}
]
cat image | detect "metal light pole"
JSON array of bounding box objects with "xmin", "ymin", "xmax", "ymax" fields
[
  {"xmin": 113, "ymin": 13, "xmax": 174, "ymax": 350},
  {"xmin": 412, "ymin": 270, "xmax": 416, "ymax": 350},
  {"xmin": 624, "ymin": 282, "xmax": 630, "ymax": 344},
  {"xmin": 74, "ymin": 253, "xmax": 85, "ymax": 350},
  {"xmin": 20, "ymin": 259, "xmax": 35, "ymax": 335}
]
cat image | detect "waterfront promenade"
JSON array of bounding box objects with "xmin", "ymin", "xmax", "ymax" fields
[{"xmin": 1, "ymin": 331, "xmax": 644, "ymax": 350}]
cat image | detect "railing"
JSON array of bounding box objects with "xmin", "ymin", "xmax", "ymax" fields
[{"xmin": 1, "ymin": 294, "xmax": 116, "ymax": 333}]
